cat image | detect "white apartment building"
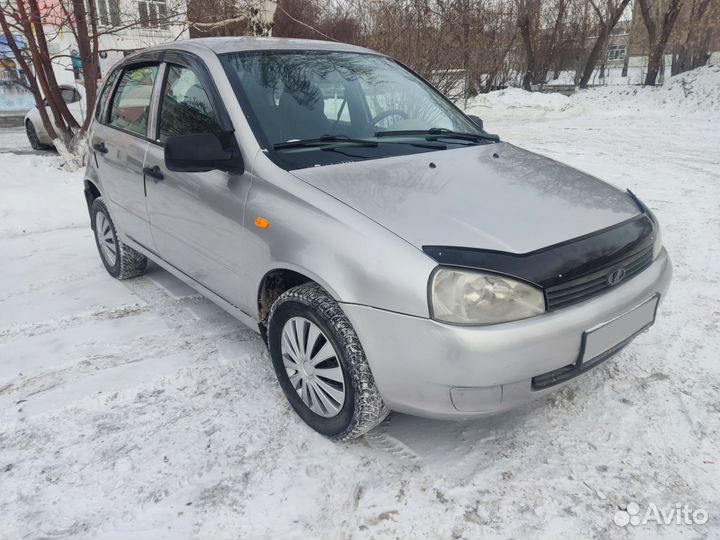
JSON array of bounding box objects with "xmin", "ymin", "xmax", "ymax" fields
[{"xmin": 48, "ymin": 0, "xmax": 188, "ymax": 86}]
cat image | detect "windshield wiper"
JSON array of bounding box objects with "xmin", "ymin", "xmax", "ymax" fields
[
  {"xmin": 375, "ymin": 128, "xmax": 499, "ymax": 143},
  {"xmin": 273, "ymin": 135, "xmax": 378, "ymax": 150},
  {"xmin": 274, "ymin": 134, "xmax": 446, "ymax": 151}
]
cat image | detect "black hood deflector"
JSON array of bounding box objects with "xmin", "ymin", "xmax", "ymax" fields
[{"xmin": 423, "ymin": 213, "xmax": 655, "ymax": 295}]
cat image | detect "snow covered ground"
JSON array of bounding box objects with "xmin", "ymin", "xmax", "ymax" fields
[
  {"xmin": 2, "ymin": 71, "xmax": 719, "ymax": 539},
  {"xmin": 0, "ymin": 126, "xmax": 32, "ymax": 154}
]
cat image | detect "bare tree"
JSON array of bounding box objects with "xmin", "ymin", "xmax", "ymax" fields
[
  {"xmin": 578, "ymin": 0, "xmax": 632, "ymax": 89},
  {"xmin": 187, "ymin": 0, "xmax": 275, "ymax": 37},
  {"xmin": 0, "ymin": 9, "xmax": 57, "ymax": 140},
  {"xmin": 637, "ymin": 0, "xmax": 686, "ymax": 85},
  {"xmin": 0, "ymin": 0, "xmax": 187, "ymax": 165},
  {"xmin": 671, "ymin": 0, "xmax": 718, "ymax": 75},
  {"xmin": 475, "ymin": 3, "xmax": 518, "ymax": 93},
  {"xmin": 516, "ymin": 0, "xmax": 540, "ymax": 90},
  {"xmin": 515, "ymin": 0, "xmax": 574, "ymax": 90},
  {"xmin": 0, "ymin": 0, "xmax": 79, "ymax": 150}
]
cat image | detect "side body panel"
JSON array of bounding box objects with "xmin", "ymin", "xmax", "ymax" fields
[
  {"xmin": 241, "ymin": 153, "xmax": 438, "ymax": 319},
  {"xmin": 143, "ymin": 142, "xmax": 253, "ymax": 307},
  {"xmin": 90, "ymin": 121, "xmax": 153, "ymax": 248}
]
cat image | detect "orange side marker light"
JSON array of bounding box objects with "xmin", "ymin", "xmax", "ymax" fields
[{"xmin": 255, "ymin": 217, "xmax": 270, "ymax": 229}]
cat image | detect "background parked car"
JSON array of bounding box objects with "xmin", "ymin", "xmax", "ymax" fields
[{"xmin": 24, "ymin": 84, "xmax": 85, "ymax": 149}]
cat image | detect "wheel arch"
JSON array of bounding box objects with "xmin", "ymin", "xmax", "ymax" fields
[
  {"xmin": 256, "ymin": 265, "xmax": 341, "ymax": 344},
  {"xmin": 84, "ymin": 179, "xmax": 102, "ymax": 226}
]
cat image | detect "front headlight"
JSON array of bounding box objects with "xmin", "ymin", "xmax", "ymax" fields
[{"xmin": 430, "ymin": 268, "xmax": 545, "ymax": 325}]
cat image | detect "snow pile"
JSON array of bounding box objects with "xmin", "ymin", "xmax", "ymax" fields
[
  {"xmin": 572, "ymin": 63, "xmax": 720, "ymax": 114},
  {"xmin": 0, "ymin": 153, "xmax": 85, "ymax": 237},
  {"xmin": 465, "ymin": 87, "xmax": 582, "ymax": 120},
  {"xmin": 465, "ymin": 64, "xmax": 720, "ymax": 120}
]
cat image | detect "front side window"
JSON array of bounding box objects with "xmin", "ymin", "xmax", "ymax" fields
[
  {"xmin": 108, "ymin": 65, "xmax": 158, "ymax": 136},
  {"xmin": 95, "ymin": 69, "xmax": 119, "ymax": 121},
  {"xmin": 221, "ymin": 51, "xmax": 486, "ymax": 170},
  {"xmin": 157, "ymin": 65, "xmax": 221, "ymax": 142}
]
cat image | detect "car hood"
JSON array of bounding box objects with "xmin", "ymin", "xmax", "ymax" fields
[{"xmin": 290, "ymin": 142, "xmax": 640, "ymax": 254}]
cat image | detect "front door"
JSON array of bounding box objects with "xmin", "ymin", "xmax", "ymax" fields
[
  {"xmin": 144, "ymin": 61, "xmax": 252, "ymax": 307},
  {"xmin": 92, "ymin": 63, "xmax": 159, "ymax": 249}
]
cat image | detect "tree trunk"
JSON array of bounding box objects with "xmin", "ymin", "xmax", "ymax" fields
[
  {"xmin": 644, "ymin": 47, "xmax": 665, "ymax": 85},
  {"xmin": 0, "ymin": 8, "xmax": 59, "ymax": 140},
  {"xmin": 460, "ymin": 0, "xmax": 473, "ymax": 99},
  {"xmin": 621, "ymin": 48, "xmax": 630, "ymax": 77},
  {"xmin": 579, "ymin": 0, "xmax": 632, "ymax": 89},
  {"xmin": 15, "ymin": 0, "xmax": 69, "ymax": 139},
  {"xmin": 72, "ymin": 0, "xmax": 100, "ymax": 132},
  {"xmin": 672, "ymin": 0, "xmax": 712, "ymax": 75},
  {"xmin": 579, "ymin": 28, "xmax": 608, "ymax": 88},
  {"xmin": 25, "ymin": 0, "xmax": 80, "ymax": 130},
  {"xmin": 518, "ymin": 13, "xmax": 535, "ymax": 91},
  {"xmin": 638, "ymin": 0, "xmax": 685, "ymax": 86}
]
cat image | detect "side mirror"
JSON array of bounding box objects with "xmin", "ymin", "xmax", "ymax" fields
[
  {"xmin": 164, "ymin": 132, "xmax": 243, "ymax": 174},
  {"xmin": 467, "ymin": 114, "xmax": 484, "ymax": 130}
]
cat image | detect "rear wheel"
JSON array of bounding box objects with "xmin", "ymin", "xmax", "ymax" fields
[
  {"xmin": 91, "ymin": 197, "xmax": 147, "ymax": 279},
  {"xmin": 268, "ymin": 283, "xmax": 388, "ymax": 440},
  {"xmin": 25, "ymin": 121, "xmax": 51, "ymax": 150}
]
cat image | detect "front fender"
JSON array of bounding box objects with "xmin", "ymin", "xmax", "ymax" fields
[{"xmin": 241, "ymin": 164, "xmax": 436, "ymax": 319}]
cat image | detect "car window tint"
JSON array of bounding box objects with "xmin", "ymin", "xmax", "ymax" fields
[
  {"xmin": 158, "ymin": 65, "xmax": 221, "ymax": 142},
  {"xmin": 108, "ymin": 65, "xmax": 158, "ymax": 136}
]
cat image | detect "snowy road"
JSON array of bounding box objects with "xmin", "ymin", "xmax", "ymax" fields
[
  {"xmin": 0, "ymin": 126, "xmax": 31, "ymax": 153},
  {"xmin": 1, "ymin": 98, "xmax": 719, "ymax": 538}
]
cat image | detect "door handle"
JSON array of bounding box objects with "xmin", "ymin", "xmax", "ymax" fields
[
  {"xmin": 143, "ymin": 165, "xmax": 164, "ymax": 181},
  {"xmin": 92, "ymin": 141, "xmax": 108, "ymax": 154}
]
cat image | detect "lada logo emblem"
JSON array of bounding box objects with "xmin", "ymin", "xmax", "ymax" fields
[{"xmin": 607, "ymin": 267, "xmax": 627, "ymax": 286}]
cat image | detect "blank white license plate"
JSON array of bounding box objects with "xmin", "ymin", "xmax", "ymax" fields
[{"xmin": 581, "ymin": 294, "xmax": 659, "ymax": 364}]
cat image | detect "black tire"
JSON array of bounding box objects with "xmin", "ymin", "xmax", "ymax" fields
[
  {"xmin": 91, "ymin": 197, "xmax": 148, "ymax": 280},
  {"xmin": 268, "ymin": 283, "xmax": 389, "ymax": 441},
  {"xmin": 25, "ymin": 120, "xmax": 51, "ymax": 150}
]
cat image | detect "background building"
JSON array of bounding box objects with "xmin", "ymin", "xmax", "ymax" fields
[{"xmin": 0, "ymin": 0, "xmax": 188, "ymax": 112}]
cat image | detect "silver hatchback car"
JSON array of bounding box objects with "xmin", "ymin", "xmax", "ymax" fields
[{"xmin": 84, "ymin": 37, "xmax": 671, "ymax": 440}]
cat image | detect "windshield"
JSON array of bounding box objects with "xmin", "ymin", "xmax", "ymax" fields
[{"xmin": 220, "ymin": 51, "xmax": 488, "ymax": 170}]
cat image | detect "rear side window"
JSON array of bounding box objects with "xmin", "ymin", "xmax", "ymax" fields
[
  {"xmin": 95, "ymin": 69, "xmax": 119, "ymax": 121},
  {"xmin": 157, "ymin": 65, "xmax": 221, "ymax": 142},
  {"xmin": 108, "ymin": 65, "xmax": 158, "ymax": 136}
]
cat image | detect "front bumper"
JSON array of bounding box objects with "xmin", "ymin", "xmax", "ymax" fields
[{"xmin": 341, "ymin": 250, "xmax": 672, "ymax": 419}]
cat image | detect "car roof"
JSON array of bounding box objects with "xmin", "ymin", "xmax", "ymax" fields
[{"xmin": 134, "ymin": 36, "xmax": 380, "ymax": 57}]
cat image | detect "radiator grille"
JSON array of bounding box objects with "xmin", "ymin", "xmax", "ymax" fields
[{"xmin": 545, "ymin": 246, "xmax": 653, "ymax": 311}]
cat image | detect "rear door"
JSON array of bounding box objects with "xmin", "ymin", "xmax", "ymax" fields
[
  {"xmin": 91, "ymin": 62, "xmax": 159, "ymax": 250},
  {"xmin": 143, "ymin": 53, "xmax": 252, "ymax": 306}
]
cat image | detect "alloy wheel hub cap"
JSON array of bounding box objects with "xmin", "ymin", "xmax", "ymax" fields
[
  {"xmin": 280, "ymin": 317, "xmax": 345, "ymax": 418},
  {"xmin": 95, "ymin": 212, "xmax": 117, "ymax": 266}
]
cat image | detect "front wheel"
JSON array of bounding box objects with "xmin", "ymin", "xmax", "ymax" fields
[
  {"xmin": 268, "ymin": 283, "xmax": 389, "ymax": 440},
  {"xmin": 91, "ymin": 197, "xmax": 148, "ymax": 279}
]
